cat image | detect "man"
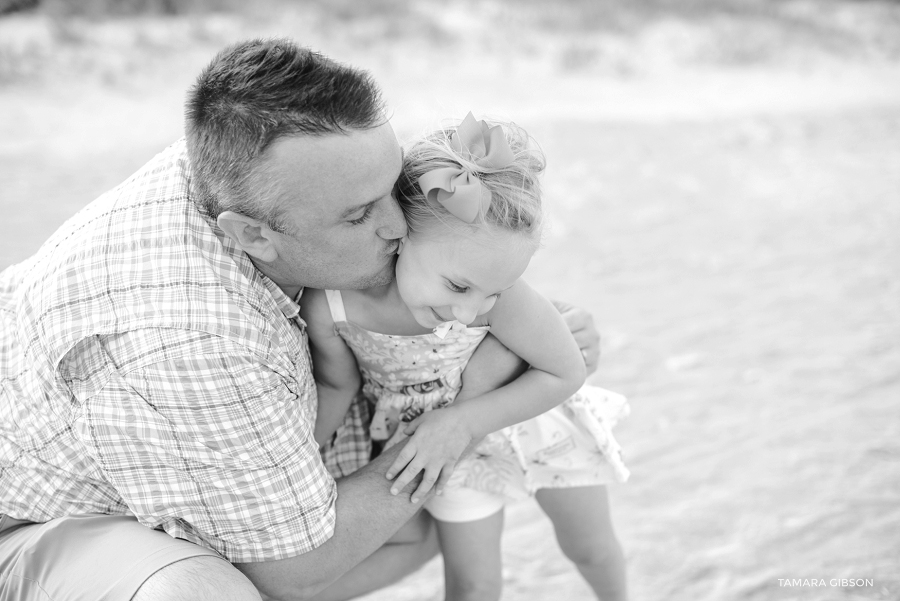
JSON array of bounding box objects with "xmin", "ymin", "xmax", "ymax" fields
[{"xmin": 0, "ymin": 39, "xmax": 600, "ymax": 600}]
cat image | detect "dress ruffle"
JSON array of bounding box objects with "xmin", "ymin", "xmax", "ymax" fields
[{"xmin": 449, "ymin": 387, "xmax": 630, "ymax": 501}]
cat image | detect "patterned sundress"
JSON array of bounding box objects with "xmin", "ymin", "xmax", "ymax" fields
[{"xmin": 321, "ymin": 290, "xmax": 630, "ymax": 500}]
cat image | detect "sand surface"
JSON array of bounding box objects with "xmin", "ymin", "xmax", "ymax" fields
[{"xmin": 1, "ymin": 2, "xmax": 898, "ymax": 599}]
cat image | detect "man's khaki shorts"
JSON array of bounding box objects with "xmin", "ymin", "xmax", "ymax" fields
[{"xmin": 0, "ymin": 513, "xmax": 223, "ymax": 600}]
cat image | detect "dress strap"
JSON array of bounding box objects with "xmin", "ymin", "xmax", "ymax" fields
[{"xmin": 324, "ymin": 290, "xmax": 348, "ymax": 325}]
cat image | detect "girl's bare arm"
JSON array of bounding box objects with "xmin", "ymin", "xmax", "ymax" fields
[{"xmin": 299, "ymin": 288, "xmax": 362, "ymax": 447}]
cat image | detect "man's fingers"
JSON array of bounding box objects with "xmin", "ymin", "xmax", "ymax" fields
[
  {"xmin": 580, "ymin": 339, "xmax": 600, "ymax": 374},
  {"xmin": 410, "ymin": 466, "xmax": 441, "ymax": 504},
  {"xmin": 568, "ymin": 312, "xmax": 598, "ymax": 346},
  {"xmin": 385, "ymin": 444, "xmax": 417, "ymax": 481},
  {"xmin": 561, "ymin": 306, "xmax": 601, "ymax": 375}
]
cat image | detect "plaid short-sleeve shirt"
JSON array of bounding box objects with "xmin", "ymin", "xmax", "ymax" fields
[{"xmin": 0, "ymin": 139, "xmax": 365, "ymax": 562}]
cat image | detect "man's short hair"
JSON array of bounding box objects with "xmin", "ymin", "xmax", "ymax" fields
[{"xmin": 185, "ymin": 38, "xmax": 386, "ymax": 232}]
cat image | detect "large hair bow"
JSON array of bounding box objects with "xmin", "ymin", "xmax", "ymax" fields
[{"xmin": 417, "ymin": 112, "xmax": 516, "ymax": 223}]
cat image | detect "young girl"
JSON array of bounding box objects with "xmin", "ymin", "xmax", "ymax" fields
[{"xmin": 303, "ymin": 113, "xmax": 630, "ymax": 601}]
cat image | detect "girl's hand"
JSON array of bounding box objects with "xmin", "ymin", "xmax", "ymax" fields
[{"xmin": 385, "ymin": 407, "xmax": 474, "ymax": 503}]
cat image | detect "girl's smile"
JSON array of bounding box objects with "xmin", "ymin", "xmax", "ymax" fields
[{"xmin": 430, "ymin": 307, "xmax": 452, "ymax": 323}]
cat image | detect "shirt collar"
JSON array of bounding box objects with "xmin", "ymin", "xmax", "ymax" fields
[{"xmin": 254, "ymin": 270, "xmax": 302, "ymax": 320}]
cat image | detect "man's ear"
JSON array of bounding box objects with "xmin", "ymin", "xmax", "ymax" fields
[{"xmin": 217, "ymin": 211, "xmax": 279, "ymax": 263}]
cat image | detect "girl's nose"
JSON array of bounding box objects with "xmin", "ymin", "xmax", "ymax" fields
[
  {"xmin": 452, "ymin": 296, "xmax": 498, "ymax": 325},
  {"xmin": 451, "ymin": 303, "xmax": 480, "ymax": 325}
]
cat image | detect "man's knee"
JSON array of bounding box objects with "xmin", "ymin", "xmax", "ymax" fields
[
  {"xmin": 413, "ymin": 514, "xmax": 441, "ymax": 563},
  {"xmin": 386, "ymin": 509, "xmax": 437, "ymax": 545},
  {"xmin": 387, "ymin": 511, "xmax": 440, "ymax": 575},
  {"xmin": 133, "ymin": 555, "xmax": 261, "ymax": 601},
  {"xmin": 389, "ymin": 513, "xmax": 440, "ymax": 578}
]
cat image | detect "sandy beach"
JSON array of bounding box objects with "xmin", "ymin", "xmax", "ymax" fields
[{"xmin": 1, "ymin": 1, "xmax": 898, "ymax": 599}]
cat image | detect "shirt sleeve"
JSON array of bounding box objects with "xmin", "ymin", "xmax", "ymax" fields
[{"xmin": 69, "ymin": 330, "xmax": 337, "ymax": 563}]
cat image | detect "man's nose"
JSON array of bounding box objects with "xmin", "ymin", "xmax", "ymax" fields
[{"xmin": 376, "ymin": 195, "xmax": 408, "ymax": 240}]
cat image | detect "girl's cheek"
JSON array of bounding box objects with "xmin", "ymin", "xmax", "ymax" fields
[
  {"xmin": 478, "ymin": 297, "xmax": 498, "ymax": 314},
  {"xmin": 398, "ymin": 268, "xmax": 429, "ymax": 305}
]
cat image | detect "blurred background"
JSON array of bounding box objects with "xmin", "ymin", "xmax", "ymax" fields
[{"xmin": 1, "ymin": 1, "xmax": 899, "ymax": 599}]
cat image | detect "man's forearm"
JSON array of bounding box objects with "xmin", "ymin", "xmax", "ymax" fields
[{"xmin": 234, "ymin": 444, "xmax": 427, "ymax": 601}]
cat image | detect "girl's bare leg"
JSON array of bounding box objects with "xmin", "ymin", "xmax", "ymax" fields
[
  {"xmin": 436, "ymin": 509, "xmax": 505, "ymax": 601},
  {"xmin": 535, "ymin": 486, "xmax": 627, "ymax": 601}
]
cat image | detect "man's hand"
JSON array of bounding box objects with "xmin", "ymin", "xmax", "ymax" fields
[
  {"xmin": 385, "ymin": 407, "xmax": 474, "ymax": 503},
  {"xmin": 551, "ymin": 299, "xmax": 601, "ymax": 375}
]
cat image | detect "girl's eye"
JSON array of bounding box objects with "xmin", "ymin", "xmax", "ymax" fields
[
  {"xmin": 447, "ymin": 281, "xmax": 468, "ymax": 293},
  {"xmin": 349, "ymin": 205, "xmax": 373, "ymax": 225}
]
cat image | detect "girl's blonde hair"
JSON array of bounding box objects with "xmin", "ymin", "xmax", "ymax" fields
[{"xmin": 396, "ymin": 118, "xmax": 546, "ymax": 240}]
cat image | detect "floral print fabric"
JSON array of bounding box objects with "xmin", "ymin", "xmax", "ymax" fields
[{"xmin": 324, "ymin": 290, "xmax": 630, "ymax": 500}]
